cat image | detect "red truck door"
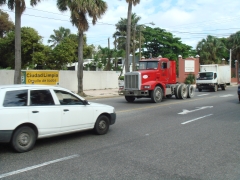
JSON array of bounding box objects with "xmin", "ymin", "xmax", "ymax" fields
[{"xmin": 159, "ymin": 60, "xmax": 169, "ymax": 83}]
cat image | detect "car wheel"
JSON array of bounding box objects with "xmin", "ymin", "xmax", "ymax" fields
[
  {"xmin": 94, "ymin": 115, "xmax": 110, "ymax": 135},
  {"xmin": 151, "ymin": 86, "xmax": 163, "ymax": 103},
  {"xmin": 11, "ymin": 126, "xmax": 36, "ymax": 153},
  {"xmin": 187, "ymin": 85, "xmax": 195, "ymax": 98},
  {"xmin": 125, "ymin": 96, "xmax": 135, "ymax": 103}
]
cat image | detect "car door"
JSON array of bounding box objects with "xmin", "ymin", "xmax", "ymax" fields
[
  {"xmin": 53, "ymin": 90, "xmax": 94, "ymax": 132},
  {"xmin": 28, "ymin": 89, "xmax": 62, "ymax": 137}
]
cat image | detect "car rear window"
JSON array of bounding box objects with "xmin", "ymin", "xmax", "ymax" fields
[{"xmin": 3, "ymin": 90, "xmax": 28, "ymax": 107}]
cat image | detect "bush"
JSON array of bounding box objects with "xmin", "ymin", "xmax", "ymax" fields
[
  {"xmin": 119, "ymin": 76, "xmax": 124, "ymax": 80},
  {"xmin": 184, "ymin": 74, "xmax": 195, "ymax": 84}
]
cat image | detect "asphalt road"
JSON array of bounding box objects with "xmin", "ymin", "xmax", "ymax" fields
[{"xmin": 0, "ymin": 86, "xmax": 240, "ymax": 180}]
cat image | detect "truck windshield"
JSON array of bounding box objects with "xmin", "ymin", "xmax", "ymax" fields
[
  {"xmin": 139, "ymin": 61, "xmax": 158, "ymax": 70},
  {"xmin": 198, "ymin": 72, "xmax": 213, "ymax": 80}
]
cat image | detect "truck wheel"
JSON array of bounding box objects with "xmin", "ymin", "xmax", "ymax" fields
[
  {"xmin": 221, "ymin": 84, "xmax": 226, "ymax": 90},
  {"xmin": 214, "ymin": 85, "xmax": 218, "ymax": 92},
  {"xmin": 11, "ymin": 126, "xmax": 36, "ymax": 153},
  {"xmin": 166, "ymin": 94, "xmax": 172, "ymax": 99},
  {"xmin": 125, "ymin": 96, "xmax": 135, "ymax": 102},
  {"xmin": 94, "ymin": 115, "xmax": 109, "ymax": 135},
  {"xmin": 187, "ymin": 85, "xmax": 195, "ymax": 98},
  {"xmin": 174, "ymin": 84, "xmax": 180, "ymax": 99},
  {"xmin": 198, "ymin": 88, "xmax": 202, "ymax": 92},
  {"xmin": 178, "ymin": 84, "xmax": 188, "ymax": 99},
  {"xmin": 151, "ymin": 86, "xmax": 163, "ymax": 103}
]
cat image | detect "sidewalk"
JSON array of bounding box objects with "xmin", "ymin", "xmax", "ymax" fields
[{"xmin": 84, "ymin": 88, "xmax": 120, "ymax": 100}]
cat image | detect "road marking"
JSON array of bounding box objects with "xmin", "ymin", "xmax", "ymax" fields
[
  {"xmin": 178, "ymin": 106, "xmax": 213, "ymax": 115},
  {"xmin": 181, "ymin": 114, "xmax": 213, "ymax": 125},
  {"xmin": 198, "ymin": 94, "xmax": 209, "ymax": 96},
  {"xmin": 0, "ymin": 154, "xmax": 79, "ymax": 179},
  {"xmin": 117, "ymin": 96, "xmax": 217, "ymax": 114},
  {"xmin": 220, "ymin": 94, "xmax": 234, "ymax": 97}
]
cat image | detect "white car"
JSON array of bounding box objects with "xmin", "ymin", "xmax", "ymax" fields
[{"xmin": 0, "ymin": 85, "xmax": 116, "ymax": 153}]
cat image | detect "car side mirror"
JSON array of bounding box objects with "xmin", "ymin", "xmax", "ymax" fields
[{"xmin": 83, "ymin": 100, "xmax": 89, "ymax": 105}]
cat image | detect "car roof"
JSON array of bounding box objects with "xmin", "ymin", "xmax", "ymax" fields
[{"xmin": 0, "ymin": 84, "xmax": 67, "ymax": 91}]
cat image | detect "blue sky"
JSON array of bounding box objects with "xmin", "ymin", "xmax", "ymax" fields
[{"xmin": 1, "ymin": 0, "xmax": 240, "ymax": 50}]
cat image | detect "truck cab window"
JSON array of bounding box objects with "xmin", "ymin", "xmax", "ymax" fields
[
  {"xmin": 214, "ymin": 73, "xmax": 217, "ymax": 79},
  {"xmin": 161, "ymin": 62, "xmax": 167, "ymax": 69}
]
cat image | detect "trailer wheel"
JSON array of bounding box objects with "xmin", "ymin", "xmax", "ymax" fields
[
  {"xmin": 214, "ymin": 84, "xmax": 218, "ymax": 92},
  {"xmin": 187, "ymin": 85, "xmax": 195, "ymax": 98},
  {"xmin": 174, "ymin": 84, "xmax": 180, "ymax": 99},
  {"xmin": 178, "ymin": 84, "xmax": 188, "ymax": 99},
  {"xmin": 151, "ymin": 86, "xmax": 163, "ymax": 103},
  {"xmin": 125, "ymin": 96, "xmax": 135, "ymax": 102}
]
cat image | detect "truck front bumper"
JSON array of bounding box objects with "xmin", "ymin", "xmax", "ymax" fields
[
  {"xmin": 196, "ymin": 83, "xmax": 215, "ymax": 89},
  {"xmin": 118, "ymin": 90, "xmax": 150, "ymax": 96}
]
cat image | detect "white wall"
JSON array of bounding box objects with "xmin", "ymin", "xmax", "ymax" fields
[{"xmin": 0, "ymin": 70, "xmax": 119, "ymax": 92}]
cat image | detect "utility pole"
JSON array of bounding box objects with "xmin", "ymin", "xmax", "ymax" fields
[
  {"xmin": 139, "ymin": 29, "xmax": 141, "ymax": 61},
  {"xmin": 230, "ymin": 49, "xmax": 232, "ymax": 80}
]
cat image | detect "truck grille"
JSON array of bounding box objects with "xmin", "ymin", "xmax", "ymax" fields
[{"xmin": 125, "ymin": 72, "xmax": 140, "ymax": 90}]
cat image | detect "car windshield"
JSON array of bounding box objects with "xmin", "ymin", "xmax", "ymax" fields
[
  {"xmin": 139, "ymin": 61, "xmax": 158, "ymax": 70},
  {"xmin": 198, "ymin": 72, "xmax": 213, "ymax": 80}
]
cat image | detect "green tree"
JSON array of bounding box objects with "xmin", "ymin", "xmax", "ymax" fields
[
  {"xmin": 196, "ymin": 35, "xmax": 225, "ymax": 64},
  {"xmin": 142, "ymin": 27, "xmax": 192, "ymax": 60},
  {"xmin": 48, "ymin": 26, "xmax": 71, "ymax": 48},
  {"xmin": 0, "ymin": 10, "xmax": 14, "ymax": 38},
  {"xmin": 57, "ymin": 0, "xmax": 107, "ymax": 95},
  {"xmin": 125, "ymin": 0, "xmax": 140, "ymax": 72},
  {"xmin": 227, "ymin": 31, "xmax": 240, "ymax": 67},
  {"xmin": 0, "ymin": 27, "xmax": 44, "ymax": 69},
  {"xmin": 0, "ymin": 0, "xmax": 43, "ymax": 84}
]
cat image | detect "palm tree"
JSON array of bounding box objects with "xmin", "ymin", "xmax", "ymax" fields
[
  {"xmin": 196, "ymin": 35, "xmax": 224, "ymax": 64},
  {"xmin": 57, "ymin": 0, "xmax": 107, "ymax": 95},
  {"xmin": 125, "ymin": 0, "xmax": 140, "ymax": 72},
  {"xmin": 0, "ymin": 0, "xmax": 42, "ymax": 84},
  {"xmin": 48, "ymin": 26, "xmax": 71, "ymax": 48}
]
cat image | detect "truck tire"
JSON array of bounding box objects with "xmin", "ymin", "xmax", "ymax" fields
[
  {"xmin": 11, "ymin": 126, "xmax": 36, "ymax": 153},
  {"xmin": 178, "ymin": 84, "xmax": 188, "ymax": 99},
  {"xmin": 174, "ymin": 84, "xmax": 180, "ymax": 99},
  {"xmin": 125, "ymin": 96, "xmax": 135, "ymax": 102},
  {"xmin": 214, "ymin": 84, "xmax": 218, "ymax": 92},
  {"xmin": 151, "ymin": 86, "xmax": 163, "ymax": 103},
  {"xmin": 187, "ymin": 85, "xmax": 195, "ymax": 98},
  {"xmin": 221, "ymin": 84, "xmax": 226, "ymax": 90},
  {"xmin": 239, "ymin": 95, "xmax": 240, "ymax": 102}
]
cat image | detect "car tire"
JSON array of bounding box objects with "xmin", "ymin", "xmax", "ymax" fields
[
  {"xmin": 151, "ymin": 86, "xmax": 163, "ymax": 103},
  {"xmin": 125, "ymin": 96, "xmax": 135, "ymax": 103},
  {"xmin": 11, "ymin": 126, "xmax": 36, "ymax": 153},
  {"xmin": 94, "ymin": 115, "xmax": 110, "ymax": 135}
]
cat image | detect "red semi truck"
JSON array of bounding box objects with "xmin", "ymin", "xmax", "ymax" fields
[{"xmin": 118, "ymin": 57, "xmax": 195, "ymax": 103}]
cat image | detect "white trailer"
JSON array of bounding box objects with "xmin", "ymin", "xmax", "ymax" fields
[{"xmin": 196, "ymin": 64, "xmax": 231, "ymax": 92}]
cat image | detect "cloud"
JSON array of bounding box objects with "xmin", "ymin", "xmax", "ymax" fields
[{"xmin": 1, "ymin": 0, "xmax": 240, "ymax": 50}]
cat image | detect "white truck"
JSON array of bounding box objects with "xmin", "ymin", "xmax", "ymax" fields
[{"xmin": 196, "ymin": 64, "xmax": 231, "ymax": 92}]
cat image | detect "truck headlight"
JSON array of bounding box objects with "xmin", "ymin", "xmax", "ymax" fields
[{"xmin": 143, "ymin": 85, "xmax": 151, "ymax": 89}]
